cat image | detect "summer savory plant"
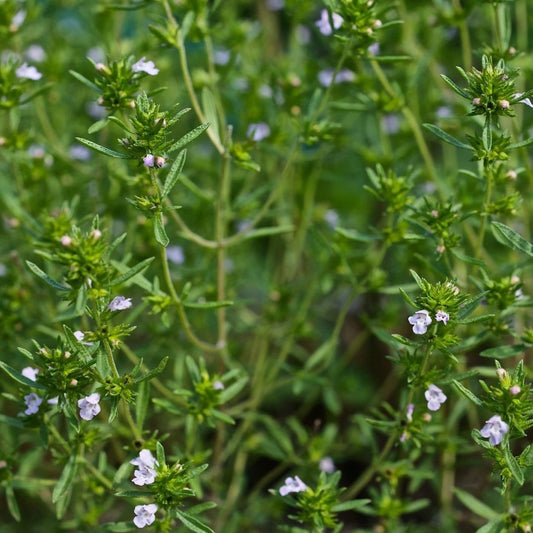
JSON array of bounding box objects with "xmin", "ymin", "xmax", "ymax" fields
[{"xmin": 2, "ymin": 0, "xmax": 533, "ymax": 532}]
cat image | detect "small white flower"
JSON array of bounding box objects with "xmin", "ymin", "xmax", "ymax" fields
[
  {"xmin": 279, "ymin": 475, "xmax": 307, "ymax": 496},
  {"xmin": 213, "ymin": 380, "xmax": 225, "ymax": 390},
  {"xmin": 132, "ymin": 57, "xmax": 159, "ymax": 76},
  {"xmin": 60, "ymin": 235, "xmax": 72, "ymax": 247},
  {"xmin": 131, "ymin": 450, "xmax": 158, "ymax": 486},
  {"xmin": 22, "ymin": 367, "xmax": 39, "ymax": 382},
  {"xmin": 133, "ymin": 504, "xmax": 158, "ymax": 528},
  {"xmin": 319, "ymin": 456, "xmax": 335, "ymax": 473},
  {"xmin": 435, "ymin": 310, "xmax": 449, "ymax": 325},
  {"xmin": 108, "ymin": 296, "xmax": 132, "ymax": 311},
  {"xmin": 480, "ymin": 415, "xmax": 509, "ymax": 446},
  {"xmin": 315, "ymin": 9, "xmax": 343, "ymax": 36},
  {"xmin": 425, "ymin": 384, "xmax": 447, "ymax": 411},
  {"xmin": 24, "ymin": 393, "xmax": 42, "ymax": 415},
  {"xmin": 408, "ymin": 310, "xmax": 432, "ymax": 335},
  {"xmin": 514, "ymin": 93, "xmax": 533, "ymax": 108},
  {"xmin": 78, "ymin": 393, "xmax": 101, "ymax": 421},
  {"xmin": 247, "ymin": 122, "xmax": 270, "ymax": 141},
  {"xmin": 16, "ymin": 62, "xmax": 42, "ymax": 80}
]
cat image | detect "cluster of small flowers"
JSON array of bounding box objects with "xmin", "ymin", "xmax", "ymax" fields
[
  {"xmin": 407, "ymin": 309, "xmax": 449, "ymax": 335},
  {"xmin": 130, "ymin": 450, "xmax": 159, "ymax": 528},
  {"xmin": 21, "ymin": 366, "xmax": 100, "ymax": 420},
  {"xmin": 279, "ymin": 475, "xmax": 307, "ymax": 496}
]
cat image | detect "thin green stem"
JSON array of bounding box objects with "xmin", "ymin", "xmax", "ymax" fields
[
  {"xmin": 476, "ymin": 163, "xmax": 494, "ymax": 258},
  {"xmin": 452, "ymin": 0, "xmax": 472, "ymax": 71},
  {"xmin": 159, "ymin": 244, "xmax": 219, "ymax": 352}
]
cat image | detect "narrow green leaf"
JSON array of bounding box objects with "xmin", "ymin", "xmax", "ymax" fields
[
  {"xmin": 87, "ymin": 119, "xmax": 109, "ymax": 134},
  {"xmin": 201, "ymin": 88, "xmax": 221, "ymax": 146},
  {"xmin": 440, "ymin": 74, "xmax": 470, "ymax": 99},
  {"xmin": 239, "ymin": 225, "xmax": 295, "ymax": 241},
  {"xmin": 133, "ymin": 356, "xmax": 169, "ymax": 384},
  {"xmin": 174, "ymin": 509, "xmax": 214, "ymax": 533},
  {"xmin": 18, "ymin": 83, "xmax": 54, "ymax": 105},
  {"xmin": 183, "ymin": 300, "xmax": 233, "ymax": 309},
  {"xmin": 111, "ymin": 257, "xmax": 154, "ymax": 286},
  {"xmin": 69, "ymin": 70, "xmax": 100, "ymax": 92},
  {"xmin": 211, "ymin": 409, "xmax": 235, "ymax": 425},
  {"xmin": 335, "ymin": 227, "xmax": 380, "ymax": 242},
  {"xmin": 162, "ymin": 149, "xmax": 187, "ymax": 198},
  {"xmin": 53, "ymin": 455, "xmax": 77, "ymax": 504},
  {"xmin": 508, "ymin": 137, "xmax": 533, "ymax": 150},
  {"xmin": 423, "ymin": 123, "xmax": 472, "ymax": 150},
  {"xmin": 6, "ymin": 485, "xmax": 21, "ymax": 522},
  {"xmin": 260, "ymin": 415, "xmax": 294, "ymax": 456},
  {"xmin": 482, "ymin": 118, "xmax": 492, "ymax": 151},
  {"xmin": 480, "ymin": 344, "xmax": 525, "ymax": 359},
  {"xmin": 503, "ymin": 446, "xmax": 524, "ymax": 485},
  {"xmin": 26, "ymin": 261, "xmax": 70, "ymax": 291},
  {"xmin": 454, "ymin": 487, "xmax": 500, "ymax": 520},
  {"xmin": 135, "ymin": 380, "xmax": 150, "ymax": 431},
  {"xmin": 453, "ymin": 380, "xmax": 483, "ymax": 406},
  {"xmin": 450, "ymin": 248, "xmax": 486, "ymax": 266},
  {"xmin": 0, "ymin": 361, "xmax": 47, "ymax": 390},
  {"xmin": 156, "ymin": 441, "xmax": 166, "ymax": 466},
  {"xmin": 0, "ymin": 414, "xmax": 26, "ymax": 428},
  {"xmin": 331, "ymin": 499, "xmax": 371, "ymax": 512},
  {"xmin": 475, "ymin": 520, "xmax": 505, "ymax": 533},
  {"xmin": 75, "ymin": 137, "xmax": 129, "ymax": 159},
  {"xmin": 491, "ymin": 221, "xmax": 533, "ymax": 257},
  {"xmin": 167, "ymin": 123, "xmax": 209, "ymax": 154},
  {"xmin": 154, "ymin": 214, "xmax": 169, "ymax": 247},
  {"xmin": 219, "ymin": 376, "xmax": 248, "ymax": 403},
  {"xmin": 305, "ymin": 337, "xmax": 337, "ymax": 370}
]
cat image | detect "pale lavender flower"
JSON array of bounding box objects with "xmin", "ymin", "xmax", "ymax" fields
[
  {"xmin": 296, "ymin": 25, "xmax": 311, "ymax": 44},
  {"xmin": 108, "ymin": 296, "xmax": 132, "ymax": 311},
  {"xmin": 69, "ymin": 145, "xmax": 91, "ymax": 161},
  {"xmin": 28, "ymin": 144, "xmax": 45, "ymax": 158},
  {"xmin": 510, "ymin": 385, "xmax": 521, "ymax": 395},
  {"xmin": 381, "ymin": 114, "xmax": 400, "ymax": 134},
  {"xmin": 166, "ymin": 245, "xmax": 185, "ymax": 265},
  {"xmin": 315, "ymin": 9, "xmax": 343, "ymax": 36},
  {"xmin": 247, "ymin": 122, "xmax": 270, "ymax": 141},
  {"xmin": 408, "ymin": 310, "xmax": 432, "ymax": 335},
  {"xmin": 324, "ymin": 209, "xmax": 339, "ymax": 229},
  {"xmin": 143, "ymin": 154, "xmax": 155, "ymax": 167},
  {"xmin": 368, "ymin": 42, "xmax": 380, "ymax": 56},
  {"xmin": 78, "ymin": 393, "xmax": 101, "ymax": 421},
  {"xmin": 0, "ymin": 264, "xmax": 6, "ymax": 276},
  {"xmin": 279, "ymin": 476, "xmax": 307, "ymax": 496},
  {"xmin": 267, "ymin": 0, "xmax": 284, "ymax": 10},
  {"xmin": 213, "ymin": 380, "xmax": 225, "ymax": 390},
  {"xmin": 406, "ymin": 403, "xmax": 414, "ymax": 422},
  {"xmin": 11, "ymin": 10, "xmax": 26, "ymax": 30},
  {"xmin": 480, "ymin": 415, "xmax": 509, "ymax": 446},
  {"xmin": 24, "ymin": 393, "xmax": 42, "ymax": 415},
  {"xmin": 133, "ymin": 504, "xmax": 158, "ymax": 528},
  {"xmin": 131, "ymin": 449, "xmax": 158, "ymax": 486},
  {"xmin": 214, "ymin": 49, "xmax": 231, "ymax": 66},
  {"xmin": 22, "ymin": 367, "xmax": 39, "ymax": 382},
  {"xmin": 16, "ymin": 63, "xmax": 42, "ymax": 80},
  {"xmin": 132, "ymin": 57, "xmax": 159, "ymax": 76},
  {"xmin": 86, "ymin": 101, "xmax": 106, "ymax": 120},
  {"xmin": 435, "ymin": 310, "xmax": 449, "ymax": 325},
  {"xmin": 425, "ymin": 384, "xmax": 447, "ymax": 411},
  {"xmin": 318, "ymin": 69, "xmax": 355, "ymax": 87},
  {"xmin": 319, "ymin": 456, "xmax": 335, "ymax": 473},
  {"xmin": 87, "ymin": 47, "xmax": 105, "ymax": 63},
  {"xmin": 258, "ymin": 84, "xmax": 273, "ymax": 99},
  {"xmin": 25, "ymin": 45, "xmax": 46, "ymax": 63}
]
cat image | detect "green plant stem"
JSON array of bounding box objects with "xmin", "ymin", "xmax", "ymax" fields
[
  {"xmin": 159, "ymin": 244, "xmax": 219, "ymax": 352},
  {"xmin": 102, "ymin": 338, "xmax": 120, "ymax": 378},
  {"xmin": 162, "ymin": 0, "xmax": 225, "ymax": 155},
  {"xmin": 476, "ymin": 163, "xmax": 494, "ymax": 258},
  {"xmin": 370, "ymin": 59, "xmax": 438, "ymax": 184},
  {"xmin": 452, "ymin": 0, "xmax": 472, "ymax": 71},
  {"xmin": 215, "ymin": 140, "xmax": 232, "ymax": 360}
]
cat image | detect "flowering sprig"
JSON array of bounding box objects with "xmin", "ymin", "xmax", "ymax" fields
[{"xmin": 0, "ymin": 59, "xmax": 48, "ymax": 110}]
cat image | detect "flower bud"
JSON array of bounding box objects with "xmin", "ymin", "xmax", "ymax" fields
[
  {"xmin": 60, "ymin": 235, "xmax": 72, "ymax": 247},
  {"xmin": 497, "ymin": 368, "xmax": 507, "ymax": 379},
  {"xmin": 154, "ymin": 156, "xmax": 166, "ymax": 167},
  {"xmin": 91, "ymin": 229, "xmax": 102, "ymax": 240},
  {"xmin": 64, "ymin": 351, "xmax": 71, "ymax": 359},
  {"xmin": 472, "ymin": 97, "xmax": 481, "ymax": 105},
  {"xmin": 70, "ymin": 379, "xmax": 78, "ymax": 387},
  {"xmin": 499, "ymin": 99, "xmax": 510, "ymax": 109},
  {"xmin": 506, "ymin": 170, "xmax": 517, "ymax": 180},
  {"xmin": 510, "ymin": 385, "xmax": 521, "ymax": 395}
]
